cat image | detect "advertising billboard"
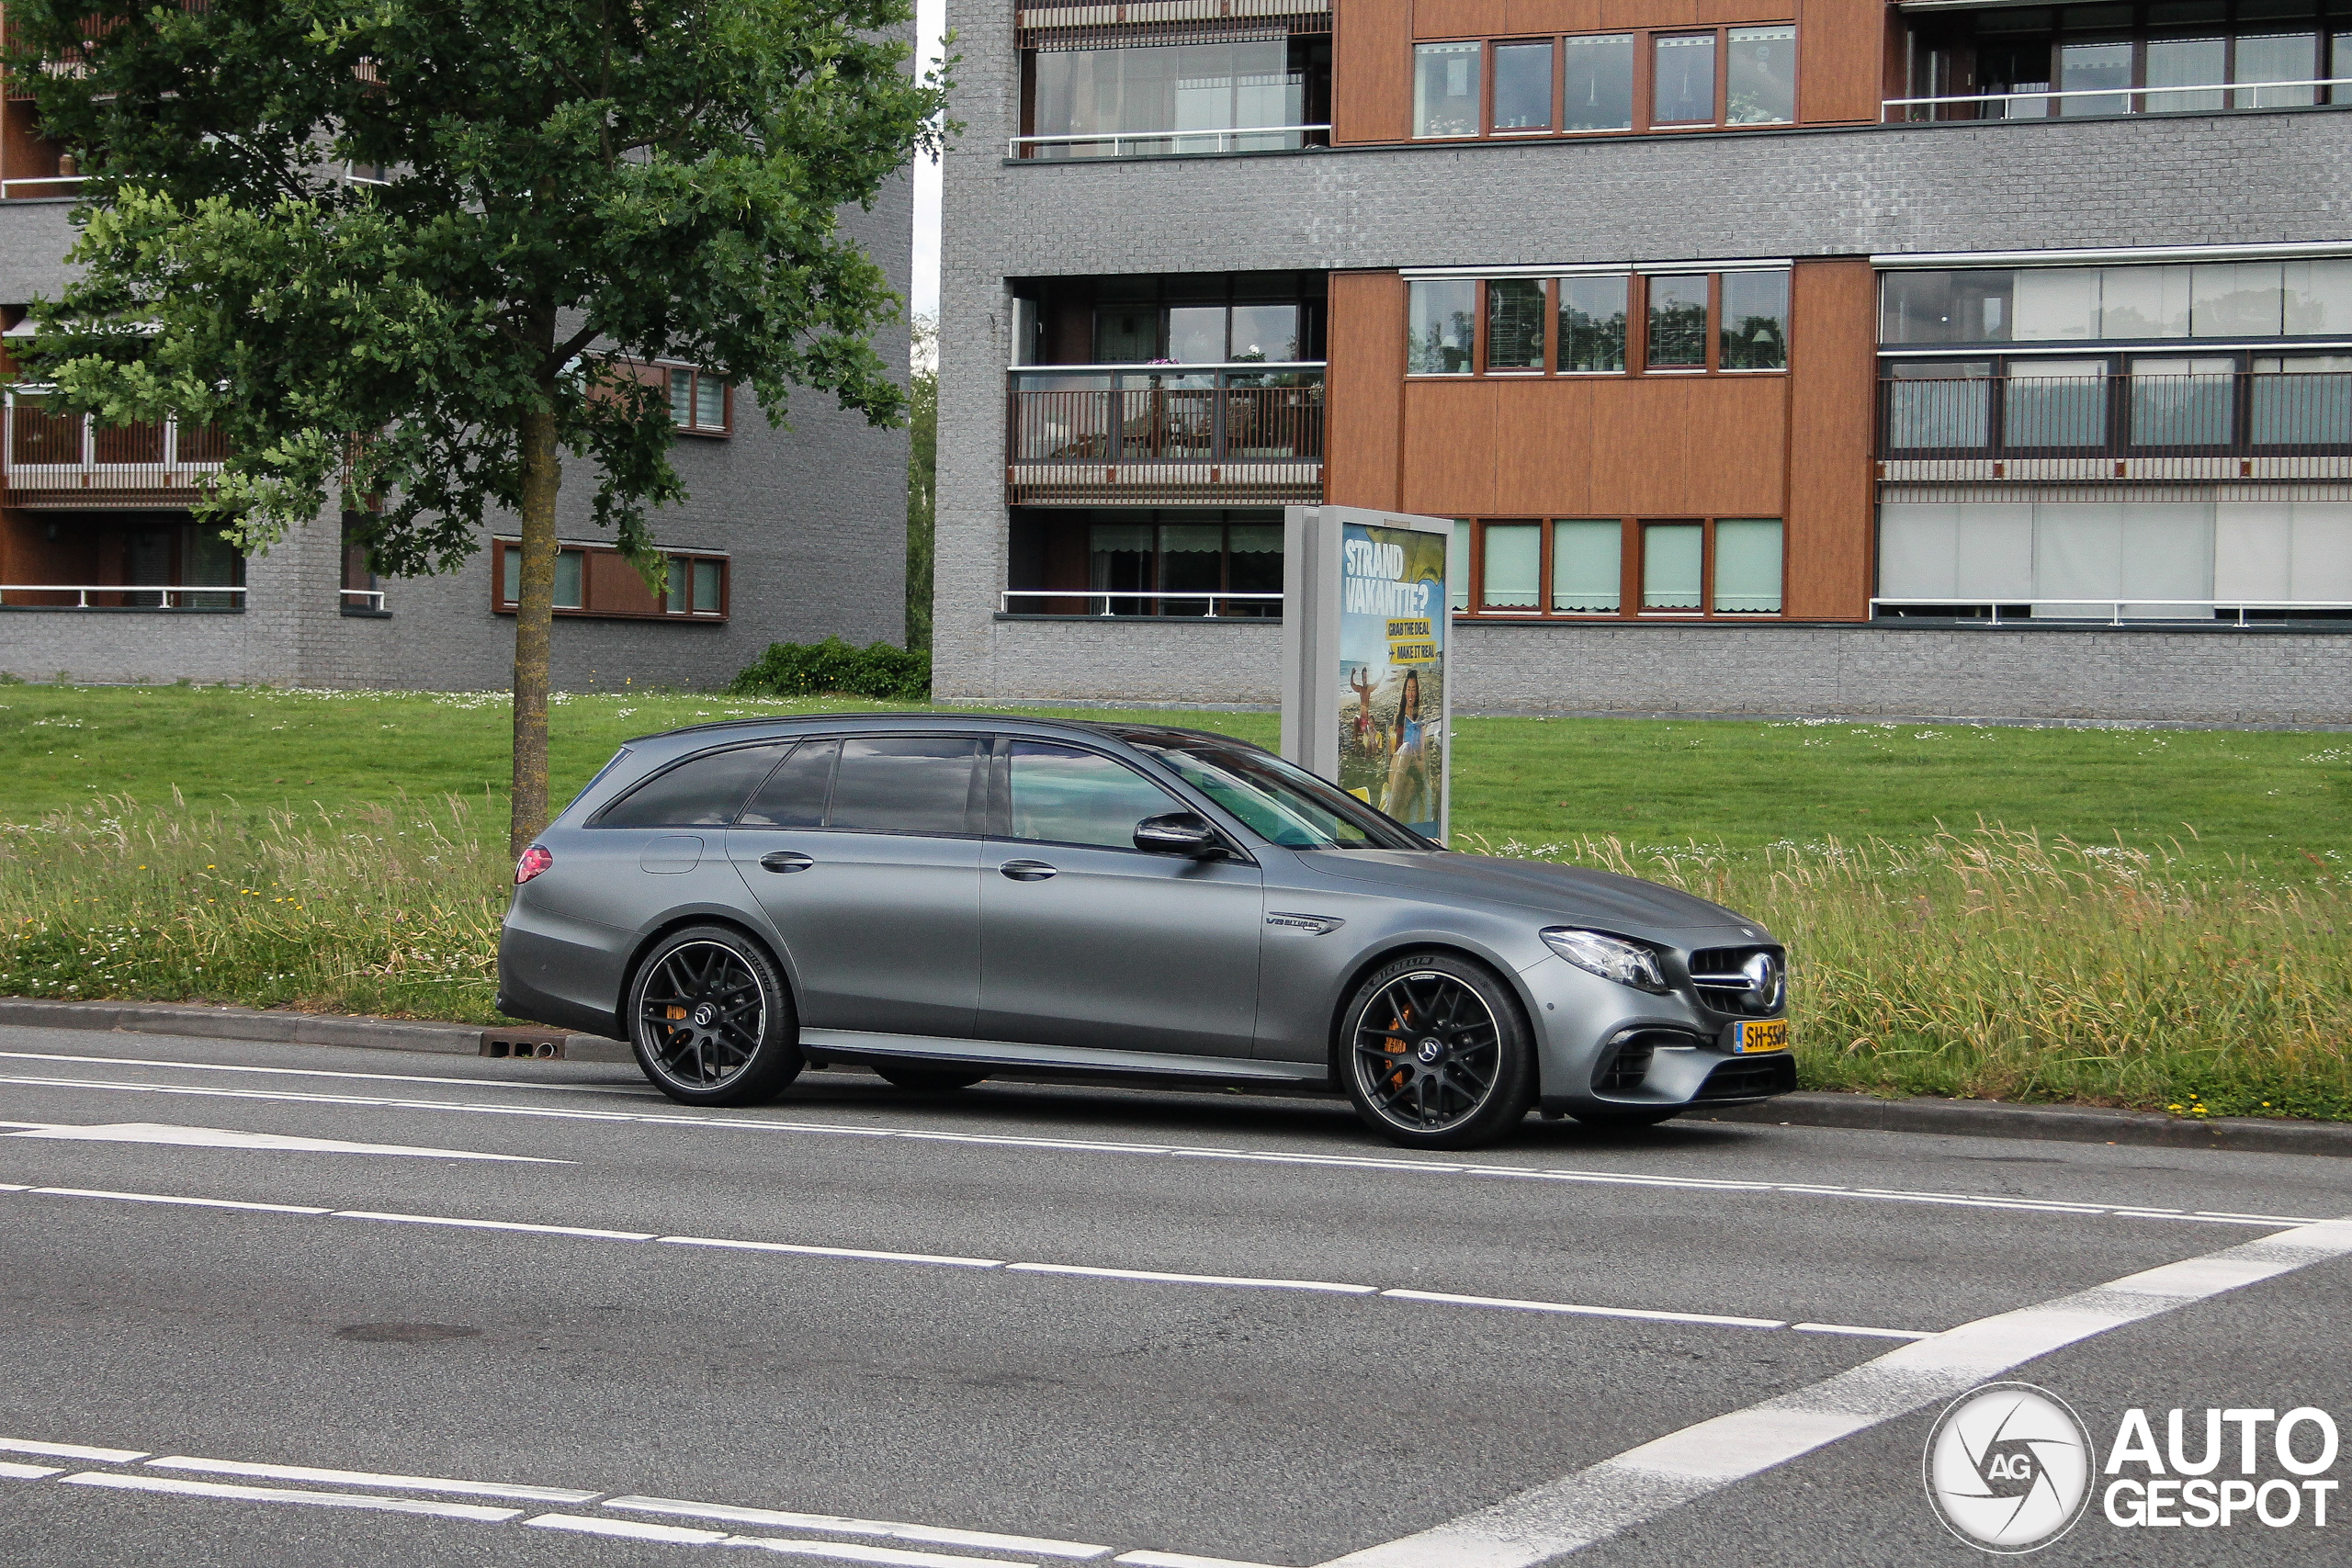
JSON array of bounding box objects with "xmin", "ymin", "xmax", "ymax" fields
[{"xmin": 1280, "ymin": 506, "xmax": 1453, "ymax": 842}]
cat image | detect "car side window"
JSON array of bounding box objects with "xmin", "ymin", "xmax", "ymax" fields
[
  {"xmin": 738, "ymin": 740, "xmax": 837, "ymax": 828},
  {"xmin": 1004, "ymin": 741, "xmax": 1185, "ymax": 851},
  {"xmin": 595, "ymin": 742, "xmax": 787, "ymax": 828},
  {"xmin": 824, "ymin": 737, "xmax": 982, "ymax": 835}
]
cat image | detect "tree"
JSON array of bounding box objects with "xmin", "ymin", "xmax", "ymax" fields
[
  {"xmin": 6, "ymin": 0, "xmax": 948, "ymax": 855},
  {"xmin": 904, "ymin": 311, "xmax": 935, "ymax": 654}
]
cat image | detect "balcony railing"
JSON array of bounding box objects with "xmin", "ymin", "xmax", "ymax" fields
[
  {"xmin": 1012, "ymin": 123, "xmax": 1331, "ymax": 159},
  {"xmin": 5, "ymin": 396, "xmax": 228, "ymax": 506},
  {"xmin": 1001, "ymin": 589, "xmax": 1283, "ymax": 618},
  {"xmin": 1871, "ymin": 597, "xmax": 2352, "ymax": 626},
  {"xmin": 1884, "ymin": 76, "xmax": 2349, "ymax": 122},
  {"xmin": 1008, "ymin": 365, "xmax": 1324, "ymax": 504},
  {"xmin": 1877, "ymin": 370, "xmax": 2352, "ymax": 481},
  {"xmin": 0, "ymin": 582, "xmax": 243, "ymax": 609}
]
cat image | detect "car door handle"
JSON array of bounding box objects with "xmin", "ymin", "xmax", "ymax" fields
[
  {"xmin": 999, "ymin": 860, "xmax": 1057, "ymax": 882},
  {"xmin": 759, "ymin": 851, "xmax": 815, "ymax": 874}
]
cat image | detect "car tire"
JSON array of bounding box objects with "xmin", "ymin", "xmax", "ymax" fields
[
  {"xmin": 1569, "ymin": 1106, "xmax": 1682, "ymax": 1129},
  {"xmin": 873, "ymin": 1064, "xmax": 991, "ymax": 1091},
  {"xmin": 1339, "ymin": 952, "xmax": 1537, "ymax": 1151},
  {"xmin": 627, "ymin": 925, "xmax": 802, "ymax": 1107}
]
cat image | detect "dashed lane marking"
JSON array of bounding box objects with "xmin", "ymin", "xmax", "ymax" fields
[
  {"xmin": 0, "ymin": 1182, "xmax": 1927, "ymax": 1339},
  {"xmin": 0, "ymin": 1067, "xmax": 2310, "ymax": 1230},
  {"xmin": 146, "ymin": 1454, "xmax": 601, "ymax": 1504},
  {"xmin": 59, "ymin": 1471, "xmax": 525, "ymax": 1523},
  {"xmin": 603, "ymin": 1494, "xmax": 1113, "ymax": 1558}
]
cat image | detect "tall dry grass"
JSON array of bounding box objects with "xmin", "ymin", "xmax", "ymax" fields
[
  {"xmin": 1477, "ymin": 826, "xmax": 2352, "ymax": 1120},
  {"xmin": 0, "ymin": 791, "xmax": 506, "ymax": 1021}
]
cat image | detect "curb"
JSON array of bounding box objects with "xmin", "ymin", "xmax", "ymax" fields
[
  {"xmin": 4, "ymin": 997, "xmax": 2347, "ymax": 1158},
  {"xmin": 1694, "ymin": 1092, "xmax": 2352, "ymax": 1160},
  {"xmin": 0, "ymin": 998, "xmax": 634, "ymax": 1064}
]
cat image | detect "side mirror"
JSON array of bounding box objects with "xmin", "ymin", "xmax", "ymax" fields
[{"xmin": 1134, "ymin": 811, "xmax": 1220, "ymax": 857}]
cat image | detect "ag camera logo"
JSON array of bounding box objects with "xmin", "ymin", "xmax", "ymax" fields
[{"xmin": 1924, "ymin": 1383, "xmax": 2097, "ymax": 1552}]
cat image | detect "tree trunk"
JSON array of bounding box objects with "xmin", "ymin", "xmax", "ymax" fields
[{"xmin": 510, "ymin": 405, "xmax": 561, "ymax": 859}]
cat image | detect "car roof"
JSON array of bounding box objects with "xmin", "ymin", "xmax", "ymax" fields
[{"xmin": 620, "ymin": 712, "xmax": 1272, "ymax": 755}]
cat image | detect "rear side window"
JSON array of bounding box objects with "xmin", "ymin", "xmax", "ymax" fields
[
  {"xmin": 739, "ymin": 740, "xmax": 837, "ymax": 828},
  {"xmin": 825, "ymin": 738, "xmax": 981, "ymax": 835},
  {"xmin": 596, "ymin": 743, "xmax": 786, "ymax": 828}
]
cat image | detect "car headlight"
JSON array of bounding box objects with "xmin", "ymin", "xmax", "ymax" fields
[{"xmin": 1541, "ymin": 928, "xmax": 1669, "ymax": 993}]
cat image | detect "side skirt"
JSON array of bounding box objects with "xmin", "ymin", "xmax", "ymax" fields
[{"xmin": 798, "ymin": 1028, "xmax": 1335, "ymax": 1091}]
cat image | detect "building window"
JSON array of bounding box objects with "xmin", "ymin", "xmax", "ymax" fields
[
  {"xmin": 668, "ymin": 367, "xmax": 731, "ymax": 434},
  {"xmin": 1409, "ymin": 272, "xmax": 1786, "ymax": 378},
  {"xmin": 494, "ymin": 538, "xmax": 729, "ymax": 620},
  {"xmin": 1881, "ymin": 352, "xmax": 2352, "ymax": 457},
  {"xmin": 1413, "ymin": 41, "xmax": 1483, "ymax": 138},
  {"xmin": 1069, "ymin": 514, "xmax": 1283, "ymax": 616},
  {"xmin": 1018, "ymin": 28, "xmax": 1331, "ymax": 158},
  {"xmin": 1880, "ymin": 258, "xmax": 2352, "ymax": 345},
  {"xmin": 1453, "ymin": 518, "xmax": 1781, "ymax": 620},
  {"xmin": 1410, "ymin": 24, "xmax": 1796, "ymax": 141}
]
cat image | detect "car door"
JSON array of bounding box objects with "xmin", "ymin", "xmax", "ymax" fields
[
  {"xmin": 724, "ymin": 735, "xmax": 985, "ymax": 1038},
  {"xmin": 977, "ymin": 739, "xmax": 1262, "ymax": 1058}
]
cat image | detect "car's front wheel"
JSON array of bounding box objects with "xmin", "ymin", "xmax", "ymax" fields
[
  {"xmin": 628, "ymin": 926, "xmax": 802, "ymax": 1107},
  {"xmin": 1340, "ymin": 953, "xmax": 1536, "ymax": 1150}
]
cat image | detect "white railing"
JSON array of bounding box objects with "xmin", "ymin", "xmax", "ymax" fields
[
  {"xmin": 340, "ymin": 588, "xmax": 386, "ymax": 610},
  {"xmin": 0, "ymin": 175, "xmax": 86, "ymax": 197},
  {"xmin": 0, "ymin": 583, "xmax": 245, "ymax": 608},
  {"xmin": 1884, "ymin": 77, "xmax": 2348, "ymax": 120},
  {"xmin": 4, "ymin": 396, "xmax": 228, "ymax": 494},
  {"xmin": 1001, "ymin": 589, "xmax": 1283, "ymax": 617},
  {"xmin": 1871, "ymin": 597, "xmax": 2352, "ymax": 626},
  {"xmin": 1011, "ymin": 123, "xmax": 1330, "ymax": 158}
]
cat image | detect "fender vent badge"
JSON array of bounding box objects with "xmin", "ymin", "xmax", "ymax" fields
[{"xmin": 1267, "ymin": 911, "xmax": 1345, "ymax": 935}]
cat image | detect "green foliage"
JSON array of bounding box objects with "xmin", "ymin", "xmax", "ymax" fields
[
  {"xmin": 905, "ymin": 313, "xmax": 936, "ymax": 653},
  {"xmin": 729, "ymin": 637, "xmax": 931, "ymax": 701},
  {"xmin": 6, "ymin": 0, "xmax": 951, "ymax": 582}
]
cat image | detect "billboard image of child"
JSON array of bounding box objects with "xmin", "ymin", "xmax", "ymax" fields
[{"xmin": 1335, "ymin": 523, "xmax": 1446, "ymax": 838}]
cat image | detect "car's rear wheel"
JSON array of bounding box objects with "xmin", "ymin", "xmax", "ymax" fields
[
  {"xmin": 1570, "ymin": 1106, "xmax": 1682, "ymax": 1129},
  {"xmin": 628, "ymin": 927, "xmax": 802, "ymax": 1107},
  {"xmin": 1340, "ymin": 953, "xmax": 1536, "ymax": 1150},
  {"xmin": 873, "ymin": 1064, "xmax": 991, "ymax": 1091}
]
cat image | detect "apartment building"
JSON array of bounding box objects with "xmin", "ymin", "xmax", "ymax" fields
[
  {"xmin": 0, "ymin": 60, "xmax": 910, "ymax": 690},
  {"xmin": 939, "ymin": 0, "xmax": 2352, "ymax": 722}
]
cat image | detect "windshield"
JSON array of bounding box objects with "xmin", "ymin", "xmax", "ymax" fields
[{"xmin": 1121, "ymin": 734, "xmax": 1432, "ymax": 852}]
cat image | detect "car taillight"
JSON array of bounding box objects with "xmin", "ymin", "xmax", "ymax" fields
[{"xmin": 514, "ymin": 845, "xmax": 553, "ymax": 885}]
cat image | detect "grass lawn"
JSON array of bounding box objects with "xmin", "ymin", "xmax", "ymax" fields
[{"xmin": 3, "ymin": 683, "xmax": 2346, "ymax": 873}]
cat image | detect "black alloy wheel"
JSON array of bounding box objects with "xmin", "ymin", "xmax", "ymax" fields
[
  {"xmin": 872, "ymin": 1064, "xmax": 992, "ymax": 1091},
  {"xmin": 1340, "ymin": 952, "xmax": 1536, "ymax": 1150},
  {"xmin": 628, "ymin": 926, "xmax": 802, "ymax": 1106}
]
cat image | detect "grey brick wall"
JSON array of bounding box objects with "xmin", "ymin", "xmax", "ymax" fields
[
  {"xmin": 0, "ymin": 173, "xmax": 912, "ymax": 692},
  {"xmin": 933, "ymin": 0, "xmax": 2352, "ymax": 718}
]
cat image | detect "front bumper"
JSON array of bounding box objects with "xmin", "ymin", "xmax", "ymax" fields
[{"xmin": 1516, "ymin": 952, "xmax": 1793, "ymax": 1115}]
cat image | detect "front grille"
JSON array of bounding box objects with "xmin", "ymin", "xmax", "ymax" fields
[
  {"xmin": 1694, "ymin": 1054, "xmax": 1798, "ymax": 1100},
  {"xmin": 1687, "ymin": 946, "xmax": 1786, "ymax": 1017},
  {"xmin": 1592, "ymin": 1037, "xmax": 1657, "ymax": 1093}
]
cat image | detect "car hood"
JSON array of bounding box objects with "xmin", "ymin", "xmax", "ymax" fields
[{"xmin": 1294, "ymin": 850, "xmax": 1764, "ymax": 937}]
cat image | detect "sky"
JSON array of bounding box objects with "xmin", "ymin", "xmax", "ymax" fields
[{"xmin": 911, "ymin": 0, "xmax": 944, "ymax": 328}]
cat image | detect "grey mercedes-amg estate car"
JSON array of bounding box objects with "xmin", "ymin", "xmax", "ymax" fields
[{"xmin": 497, "ymin": 715, "xmax": 1792, "ymax": 1149}]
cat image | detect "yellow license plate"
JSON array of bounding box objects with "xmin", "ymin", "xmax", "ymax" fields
[{"xmin": 1731, "ymin": 1019, "xmax": 1788, "ymax": 1055}]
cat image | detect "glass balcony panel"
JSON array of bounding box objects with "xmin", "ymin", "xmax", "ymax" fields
[
  {"xmin": 2250, "ymin": 355, "xmax": 2352, "ymax": 445},
  {"xmin": 2097, "ymin": 265, "xmax": 2193, "ymax": 338},
  {"xmin": 2145, "ymin": 36, "xmax": 2227, "ymax": 110},
  {"xmin": 2192, "ymin": 261, "xmax": 2286, "ymax": 336},
  {"xmin": 2130, "ymin": 357, "xmax": 2235, "ymax": 446},
  {"xmin": 2004, "ymin": 360, "xmax": 2109, "ymax": 447},
  {"xmin": 2058, "ymin": 39, "xmax": 2132, "ymax": 114},
  {"xmin": 1887, "ymin": 362, "xmax": 1996, "ymax": 450},
  {"xmin": 2236, "ymin": 32, "xmax": 2319, "ymax": 107}
]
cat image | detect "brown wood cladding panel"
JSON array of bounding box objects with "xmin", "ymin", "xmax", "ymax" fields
[
  {"xmin": 1414, "ymin": 0, "xmax": 1507, "ymax": 39},
  {"xmin": 1783, "ymin": 257, "xmax": 1877, "ymax": 619},
  {"xmin": 1400, "ymin": 382, "xmax": 1501, "ymax": 515},
  {"xmin": 1698, "ymin": 0, "xmax": 1797, "ymax": 21},
  {"xmin": 1796, "ymin": 0, "xmax": 1891, "ymax": 123},
  {"xmin": 1598, "ymin": 0, "xmax": 1698, "ymax": 27},
  {"xmin": 1325, "ymin": 271, "xmax": 1408, "ymax": 511},
  {"xmin": 1336, "ymin": 0, "xmax": 1414, "ymax": 141},
  {"xmin": 1403, "ymin": 377, "xmax": 1784, "ymax": 518},
  {"xmin": 1501, "ymin": 0, "xmax": 1602, "ymax": 34}
]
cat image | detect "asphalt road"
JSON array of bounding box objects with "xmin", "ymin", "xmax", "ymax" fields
[{"xmin": 1, "ymin": 1022, "xmax": 2347, "ymax": 1567}]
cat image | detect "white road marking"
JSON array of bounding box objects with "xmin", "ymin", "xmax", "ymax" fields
[
  {"xmin": 62, "ymin": 1470, "xmax": 523, "ymax": 1522},
  {"xmin": 2, "ymin": 1121, "xmax": 566, "ymax": 1162},
  {"xmin": 29, "ymin": 1186, "xmax": 331, "ymax": 1215},
  {"xmin": 727, "ymin": 1534, "xmax": 1047, "ymax": 1566},
  {"xmin": 1007, "ymin": 1262, "xmax": 1378, "ymax": 1295},
  {"xmin": 0, "ymin": 1438, "xmax": 149, "ymax": 1463},
  {"xmin": 1316, "ymin": 1213, "xmax": 2352, "ymax": 1567},
  {"xmin": 606, "ymin": 1494, "xmax": 1112, "ymax": 1558},
  {"xmin": 1378, "ymin": 1290, "xmax": 1784, "ymax": 1330},
  {"xmin": 0, "ymin": 1066, "xmax": 2313, "ymax": 1230},
  {"xmin": 333, "ymin": 1209, "xmax": 656, "ymax": 1242},
  {"xmin": 1788, "ymin": 1322, "xmax": 1935, "ymax": 1341},
  {"xmin": 0, "ymin": 1183, "xmax": 1935, "ymax": 1337},
  {"xmin": 0, "ymin": 1462, "xmax": 62, "ymax": 1480},
  {"xmin": 146, "ymin": 1454, "xmax": 601, "ymax": 1504},
  {"xmin": 1116, "ymin": 1553, "xmax": 1293, "ymax": 1568},
  {"xmin": 660, "ymin": 1235, "xmax": 1003, "ymax": 1269},
  {"xmin": 526, "ymin": 1511, "xmax": 729, "ymax": 1544}
]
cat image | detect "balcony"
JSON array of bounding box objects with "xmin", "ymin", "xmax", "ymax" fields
[
  {"xmin": 1007, "ymin": 365, "xmax": 1324, "ymax": 504},
  {"xmin": 1877, "ymin": 368, "xmax": 2352, "ymax": 482},
  {"xmin": 1885, "ymin": 75, "xmax": 2350, "ymax": 121},
  {"xmin": 5, "ymin": 395, "xmax": 227, "ymax": 507}
]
